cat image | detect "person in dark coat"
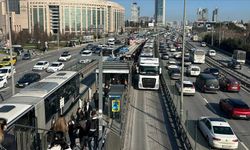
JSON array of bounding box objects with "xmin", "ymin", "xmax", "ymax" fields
[
  {"xmin": 93, "ymin": 90, "xmax": 99, "ymax": 109},
  {"xmin": 83, "ymin": 100, "xmax": 93, "ymax": 120},
  {"xmin": 0, "ymin": 118, "xmax": 17, "ymax": 150},
  {"xmin": 87, "ymin": 110, "xmax": 99, "ymax": 149},
  {"xmin": 68, "ymin": 115, "xmax": 76, "ymax": 149}
]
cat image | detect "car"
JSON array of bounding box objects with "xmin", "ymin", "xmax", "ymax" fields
[
  {"xmin": 58, "ymin": 51, "xmax": 71, "ymax": 61},
  {"xmin": 32, "ymin": 61, "xmax": 49, "ymax": 71},
  {"xmin": 161, "ymin": 54, "xmax": 169, "ymax": 60},
  {"xmin": 201, "ymin": 42, "xmax": 206, "ymax": 47},
  {"xmin": 92, "ymin": 47, "xmax": 102, "ymax": 54},
  {"xmin": 207, "ymin": 49, "xmax": 216, "ymax": 57},
  {"xmin": 46, "ymin": 62, "xmax": 64, "ymax": 73},
  {"xmin": 195, "ymin": 73, "xmax": 220, "ymax": 93},
  {"xmin": 219, "ymin": 98, "xmax": 250, "ymax": 119},
  {"xmin": 198, "ymin": 117, "xmax": 238, "ymax": 149},
  {"xmin": 227, "ymin": 60, "xmax": 242, "ymax": 70},
  {"xmin": 186, "ymin": 65, "xmax": 200, "ymax": 76},
  {"xmin": 0, "ymin": 66, "xmax": 16, "ymax": 79},
  {"xmin": 86, "ymin": 44, "xmax": 94, "ymax": 50},
  {"xmin": 168, "ymin": 68, "xmax": 181, "ymax": 80},
  {"xmin": 79, "ymin": 49, "xmax": 92, "ymax": 64},
  {"xmin": 175, "ymin": 80, "xmax": 195, "ymax": 95},
  {"xmin": 170, "ymin": 47, "xmax": 176, "ymax": 52},
  {"xmin": 0, "ymin": 78, "xmax": 7, "ymax": 88},
  {"xmin": 0, "ymin": 56, "xmax": 17, "ymax": 67},
  {"xmin": 219, "ymin": 76, "xmax": 240, "ymax": 92},
  {"xmin": 22, "ymin": 52, "xmax": 31, "ymax": 60},
  {"xmin": 203, "ymin": 67, "xmax": 219, "ymax": 77},
  {"xmin": 16, "ymin": 73, "xmax": 41, "ymax": 88},
  {"xmin": 184, "ymin": 57, "xmax": 192, "ymax": 66}
]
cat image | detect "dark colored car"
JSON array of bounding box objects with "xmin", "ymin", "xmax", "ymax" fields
[
  {"xmin": 161, "ymin": 54, "xmax": 169, "ymax": 60},
  {"xmin": 86, "ymin": 44, "xmax": 94, "ymax": 50},
  {"xmin": 203, "ymin": 67, "xmax": 219, "ymax": 77},
  {"xmin": 22, "ymin": 53, "xmax": 31, "ymax": 60},
  {"xmin": 92, "ymin": 47, "xmax": 102, "ymax": 54},
  {"xmin": 184, "ymin": 57, "xmax": 192, "ymax": 66},
  {"xmin": 195, "ymin": 73, "xmax": 220, "ymax": 93},
  {"xmin": 16, "ymin": 73, "xmax": 41, "ymax": 88},
  {"xmin": 219, "ymin": 76, "xmax": 240, "ymax": 92},
  {"xmin": 219, "ymin": 98, "xmax": 250, "ymax": 119},
  {"xmin": 168, "ymin": 68, "xmax": 181, "ymax": 80},
  {"xmin": 228, "ymin": 61, "xmax": 242, "ymax": 70}
]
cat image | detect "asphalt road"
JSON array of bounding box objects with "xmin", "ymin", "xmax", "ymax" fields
[
  {"xmin": 0, "ymin": 39, "xmax": 123, "ymax": 101},
  {"xmin": 160, "ymin": 47, "xmax": 250, "ymax": 150},
  {"xmin": 189, "ymin": 41, "xmax": 250, "ymax": 78},
  {"xmin": 125, "ymin": 87, "xmax": 177, "ymax": 150}
]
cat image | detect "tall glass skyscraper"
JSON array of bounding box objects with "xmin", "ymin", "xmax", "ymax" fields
[{"xmin": 155, "ymin": 0, "xmax": 166, "ymax": 26}]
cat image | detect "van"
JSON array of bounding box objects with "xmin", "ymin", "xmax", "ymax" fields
[
  {"xmin": 108, "ymin": 38, "xmax": 115, "ymax": 45},
  {"xmin": 195, "ymin": 73, "xmax": 220, "ymax": 93}
]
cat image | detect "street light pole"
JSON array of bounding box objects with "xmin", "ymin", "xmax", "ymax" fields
[
  {"xmin": 180, "ymin": 0, "xmax": 186, "ymax": 122},
  {"xmin": 6, "ymin": 0, "xmax": 15, "ymax": 95}
]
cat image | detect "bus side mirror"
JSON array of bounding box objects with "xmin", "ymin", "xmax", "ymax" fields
[
  {"xmin": 136, "ymin": 66, "xmax": 139, "ymax": 74},
  {"xmin": 159, "ymin": 68, "xmax": 162, "ymax": 74}
]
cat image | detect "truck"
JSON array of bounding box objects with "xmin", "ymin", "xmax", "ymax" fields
[
  {"xmin": 232, "ymin": 50, "xmax": 246, "ymax": 64},
  {"xmin": 137, "ymin": 57, "xmax": 161, "ymax": 90},
  {"xmin": 192, "ymin": 35, "xmax": 199, "ymax": 42}
]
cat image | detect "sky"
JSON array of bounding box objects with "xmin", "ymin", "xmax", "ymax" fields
[{"xmin": 112, "ymin": 0, "xmax": 250, "ymax": 22}]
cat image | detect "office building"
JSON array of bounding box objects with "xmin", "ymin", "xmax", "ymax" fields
[
  {"xmin": 155, "ymin": 0, "xmax": 166, "ymax": 26},
  {"xmin": 131, "ymin": 2, "xmax": 140, "ymax": 22},
  {"xmin": 0, "ymin": 0, "xmax": 125, "ymax": 35}
]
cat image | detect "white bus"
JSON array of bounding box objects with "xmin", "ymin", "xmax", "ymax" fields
[
  {"xmin": 0, "ymin": 71, "xmax": 80, "ymax": 131},
  {"xmin": 190, "ymin": 49, "xmax": 205, "ymax": 64}
]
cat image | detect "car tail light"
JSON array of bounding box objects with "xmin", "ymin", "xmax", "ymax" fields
[
  {"xmin": 232, "ymin": 139, "xmax": 238, "ymax": 142},
  {"xmin": 212, "ymin": 137, "xmax": 221, "ymax": 141},
  {"xmin": 227, "ymin": 84, "xmax": 230, "ymax": 87}
]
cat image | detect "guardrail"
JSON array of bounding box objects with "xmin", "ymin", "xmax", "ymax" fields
[
  {"xmin": 186, "ymin": 42, "xmax": 250, "ymax": 93},
  {"xmin": 160, "ymin": 75, "xmax": 193, "ymax": 150},
  {"xmin": 155, "ymin": 38, "xmax": 193, "ymax": 150}
]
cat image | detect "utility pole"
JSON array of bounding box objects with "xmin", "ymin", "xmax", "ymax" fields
[
  {"xmin": 211, "ymin": 25, "xmax": 214, "ymax": 46},
  {"xmin": 180, "ymin": 0, "xmax": 186, "ymax": 122},
  {"xmin": 219, "ymin": 22, "xmax": 221, "ymax": 47},
  {"xmin": 6, "ymin": 0, "xmax": 15, "ymax": 95}
]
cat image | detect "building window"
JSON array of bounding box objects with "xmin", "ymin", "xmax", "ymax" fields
[
  {"xmin": 71, "ymin": 7, "xmax": 76, "ymax": 31},
  {"xmin": 82, "ymin": 8, "xmax": 86, "ymax": 31},
  {"xmin": 87, "ymin": 7, "xmax": 91, "ymax": 30},
  {"xmin": 76, "ymin": 8, "xmax": 81, "ymax": 32},
  {"xmin": 64, "ymin": 7, "xmax": 70, "ymax": 31}
]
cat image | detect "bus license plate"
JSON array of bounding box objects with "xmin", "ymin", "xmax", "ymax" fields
[{"xmin": 239, "ymin": 115, "xmax": 246, "ymax": 118}]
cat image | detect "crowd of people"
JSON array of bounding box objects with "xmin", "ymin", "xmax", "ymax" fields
[{"xmin": 48, "ymin": 99, "xmax": 99, "ymax": 150}]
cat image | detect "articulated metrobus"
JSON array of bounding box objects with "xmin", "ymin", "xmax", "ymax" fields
[{"xmin": 0, "ymin": 71, "xmax": 80, "ymax": 131}]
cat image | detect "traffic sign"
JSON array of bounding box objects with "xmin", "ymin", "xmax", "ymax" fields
[{"xmin": 112, "ymin": 100, "xmax": 120, "ymax": 112}]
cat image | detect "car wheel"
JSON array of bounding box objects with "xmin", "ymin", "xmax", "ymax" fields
[{"xmin": 3, "ymin": 82, "xmax": 7, "ymax": 88}]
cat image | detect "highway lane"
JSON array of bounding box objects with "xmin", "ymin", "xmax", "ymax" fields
[
  {"xmin": 189, "ymin": 41, "xmax": 250, "ymax": 78},
  {"xmin": 126, "ymin": 87, "xmax": 176, "ymax": 150},
  {"xmin": 160, "ymin": 53, "xmax": 250, "ymax": 149}
]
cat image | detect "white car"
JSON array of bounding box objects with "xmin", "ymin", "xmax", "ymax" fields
[
  {"xmin": 0, "ymin": 66, "xmax": 16, "ymax": 79},
  {"xmin": 32, "ymin": 61, "xmax": 49, "ymax": 71},
  {"xmin": 79, "ymin": 50, "xmax": 92, "ymax": 64},
  {"xmin": 175, "ymin": 80, "xmax": 195, "ymax": 95},
  {"xmin": 186, "ymin": 65, "xmax": 200, "ymax": 76},
  {"xmin": 198, "ymin": 117, "xmax": 238, "ymax": 149},
  {"xmin": 0, "ymin": 78, "xmax": 7, "ymax": 88},
  {"xmin": 207, "ymin": 49, "xmax": 216, "ymax": 57},
  {"xmin": 201, "ymin": 42, "xmax": 207, "ymax": 47},
  {"xmin": 170, "ymin": 47, "xmax": 176, "ymax": 52},
  {"xmin": 58, "ymin": 51, "xmax": 71, "ymax": 61},
  {"xmin": 46, "ymin": 62, "xmax": 64, "ymax": 73}
]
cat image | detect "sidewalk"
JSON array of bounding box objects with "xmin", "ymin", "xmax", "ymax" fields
[{"xmin": 103, "ymin": 119, "xmax": 121, "ymax": 150}]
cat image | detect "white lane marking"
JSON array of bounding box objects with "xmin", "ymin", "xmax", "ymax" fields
[
  {"xmin": 240, "ymin": 142, "xmax": 249, "ymax": 150},
  {"xmin": 0, "ymin": 87, "xmax": 10, "ymax": 92},
  {"xmin": 200, "ymin": 96, "xmax": 217, "ymax": 114},
  {"xmin": 31, "ymin": 58, "xmax": 39, "ymax": 61}
]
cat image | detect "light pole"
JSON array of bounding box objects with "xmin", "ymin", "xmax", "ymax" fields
[
  {"xmin": 5, "ymin": 0, "xmax": 15, "ymax": 95},
  {"xmin": 211, "ymin": 25, "xmax": 214, "ymax": 46},
  {"xmin": 180, "ymin": 0, "xmax": 186, "ymax": 122}
]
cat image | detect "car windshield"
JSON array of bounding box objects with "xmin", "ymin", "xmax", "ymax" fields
[
  {"xmin": 2, "ymin": 58, "xmax": 10, "ymax": 61},
  {"xmin": 206, "ymin": 79, "xmax": 219, "ymax": 86},
  {"xmin": 213, "ymin": 126, "xmax": 234, "ymax": 135},
  {"xmin": 191, "ymin": 68, "xmax": 200, "ymax": 71},
  {"xmin": 210, "ymin": 68, "xmax": 219, "ymax": 73},
  {"xmin": 0, "ymin": 69, "xmax": 8, "ymax": 73},
  {"xmin": 24, "ymin": 53, "xmax": 30, "ymax": 56},
  {"xmin": 36, "ymin": 62, "xmax": 44, "ymax": 65},
  {"xmin": 81, "ymin": 51, "xmax": 91, "ymax": 55},
  {"xmin": 51, "ymin": 63, "xmax": 59, "ymax": 67},
  {"xmin": 61, "ymin": 54, "xmax": 69, "ymax": 57},
  {"xmin": 21, "ymin": 74, "xmax": 32, "ymax": 80},
  {"xmin": 184, "ymin": 83, "xmax": 193, "ymax": 88},
  {"xmin": 172, "ymin": 69, "xmax": 180, "ymax": 73}
]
